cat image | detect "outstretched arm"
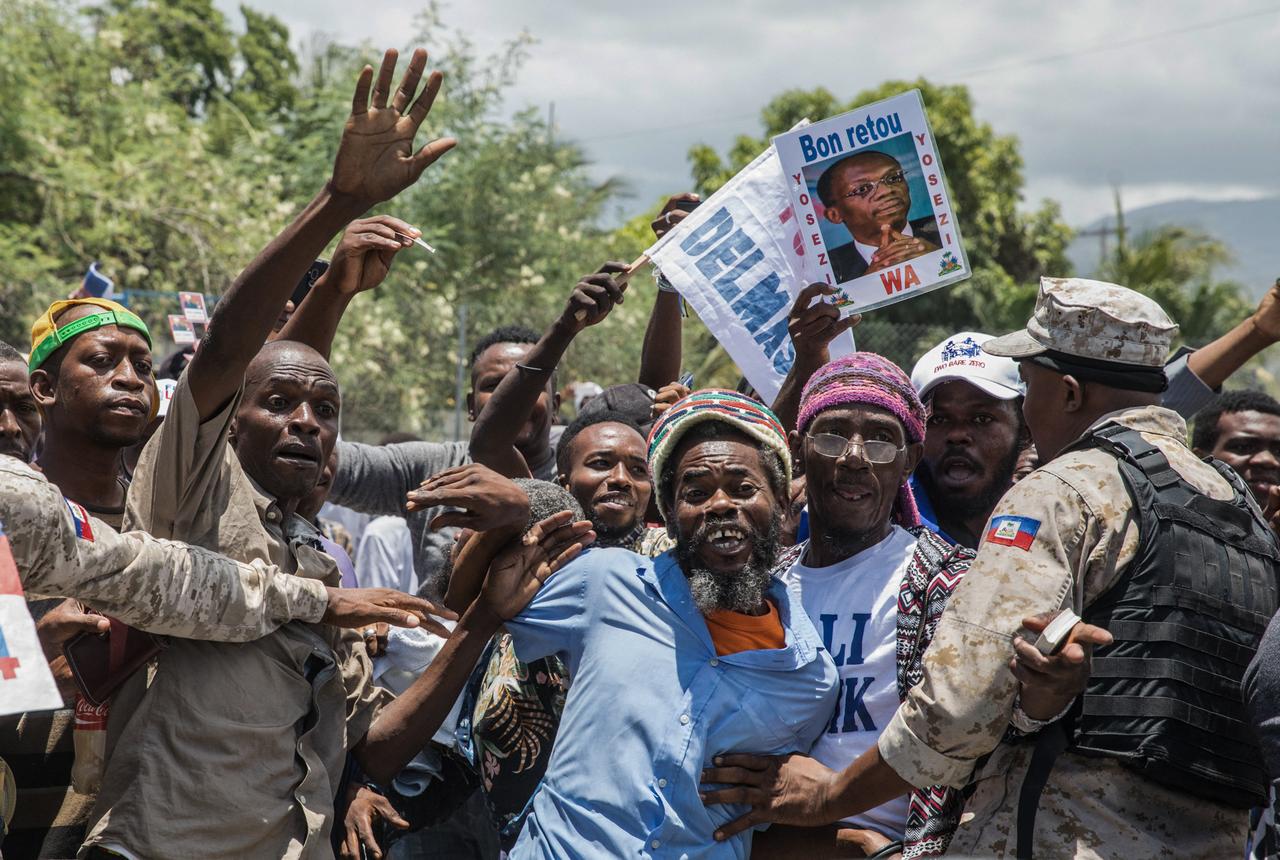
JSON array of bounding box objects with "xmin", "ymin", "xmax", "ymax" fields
[
  {"xmin": 638, "ymin": 193, "xmax": 699, "ymax": 388},
  {"xmin": 771, "ymin": 284, "xmax": 859, "ymax": 432},
  {"xmin": 278, "ymin": 215, "xmax": 419, "ymax": 358},
  {"xmin": 1185, "ymin": 277, "xmax": 1280, "ymax": 393},
  {"xmin": 354, "ymin": 512, "xmax": 594, "ymax": 782},
  {"xmin": 700, "ymin": 613, "xmax": 1116, "ymax": 841},
  {"xmin": 3, "ymin": 460, "xmax": 448, "ymax": 640},
  {"xmin": 469, "ymin": 264, "xmax": 628, "ymax": 478},
  {"xmin": 187, "ymin": 48, "xmax": 455, "ymax": 418}
]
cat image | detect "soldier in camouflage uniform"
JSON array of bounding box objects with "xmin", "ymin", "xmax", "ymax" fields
[
  {"xmin": 703, "ymin": 277, "xmax": 1270, "ymax": 859},
  {"xmin": 2, "ymin": 456, "xmax": 442, "ymax": 640}
]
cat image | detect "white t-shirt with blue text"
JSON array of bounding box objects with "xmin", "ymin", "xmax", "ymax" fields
[{"xmin": 780, "ymin": 525, "xmax": 917, "ymax": 840}]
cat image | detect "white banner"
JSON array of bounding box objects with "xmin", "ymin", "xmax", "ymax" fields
[
  {"xmin": 647, "ymin": 129, "xmax": 854, "ymax": 404},
  {"xmin": 0, "ymin": 526, "xmax": 61, "ymax": 717}
]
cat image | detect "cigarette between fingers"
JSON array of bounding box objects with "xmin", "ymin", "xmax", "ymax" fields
[{"xmin": 393, "ymin": 229, "xmax": 436, "ymax": 254}]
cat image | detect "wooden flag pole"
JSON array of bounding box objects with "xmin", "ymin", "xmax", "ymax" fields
[{"xmin": 575, "ymin": 253, "xmax": 651, "ymax": 320}]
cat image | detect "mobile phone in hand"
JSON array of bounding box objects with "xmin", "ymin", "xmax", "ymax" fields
[
  {"xmin": 673, "ymin": 198, "xmax": 701, "ymax": 213},
  {"xmin": 1034, "ymin": 609, "xmax": 1081, "ymax": 656}
]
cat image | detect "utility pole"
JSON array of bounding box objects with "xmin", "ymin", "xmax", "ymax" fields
[
  {"xmin": 1076, "ymin": 185, "xmax": 1127, "ymax": 274},
  {"xmin": 452, "ymin": 302, "xmax": 468, "ymax": 442}
]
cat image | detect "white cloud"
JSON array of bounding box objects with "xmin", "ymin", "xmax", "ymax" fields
[{"xmin": 217, "ymin": 0, "xmax": 1280, "ymax": 225}]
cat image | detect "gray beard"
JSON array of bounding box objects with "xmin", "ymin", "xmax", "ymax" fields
[{"xmin": 677, "ymin": 513, "xmax": 782, "ymax": 614}]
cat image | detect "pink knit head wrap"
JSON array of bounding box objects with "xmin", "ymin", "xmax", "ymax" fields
[{"xmin": 797, "ymin": 352, "xmax": 925, "ymax": 527}]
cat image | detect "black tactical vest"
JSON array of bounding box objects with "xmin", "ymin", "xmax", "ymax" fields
[{"xmin": 1070, "ymin": 423, "xmax": 1280, "ymax": 807}]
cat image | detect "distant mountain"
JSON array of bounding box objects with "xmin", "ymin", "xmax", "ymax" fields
[{"xmin": 1066, "ymin": 197, "xmax": 1278, "ymax": 299}]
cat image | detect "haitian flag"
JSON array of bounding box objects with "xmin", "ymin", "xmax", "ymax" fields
[
  {"xmin": 70, "ymin": 262, "xmax": 116, "ymax": 301},
  {"xmin": 65, "ymin": 499, "xmax": 95, "ymax": 542},
  {"xmin": 985, "ymin": 515, "xmax": 1040, "ymax": 551},
  {"xmin": 0, "ymin": 519, "xmax": 63, "ymax": 715}
]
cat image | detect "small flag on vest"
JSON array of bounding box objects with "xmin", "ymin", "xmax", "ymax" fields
[{"xmin": 985, "ymin": 515, "xmax": 1040, "ymax": 551}]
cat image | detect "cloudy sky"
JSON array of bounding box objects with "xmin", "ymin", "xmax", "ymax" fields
[{"xmin": 216, "ymin": 0, "xmax": 1280, "ymax": 227}]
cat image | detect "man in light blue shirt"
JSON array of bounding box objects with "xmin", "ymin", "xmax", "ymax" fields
[{"xmin": 505, "ymin": 390, "xmax": 839, "ymax": 858}]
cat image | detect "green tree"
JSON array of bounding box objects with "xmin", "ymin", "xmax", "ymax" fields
[
  {"xmin": 1098, "ymin": 224, "xmax": 1251, "ymax": 348},
  {"xmin": 0, "ymin": 0, "xmax": 290, "ymax": 346},
  {"xmin": 89, "ymin": 0, "xmax": 237, "ymax": 116},
  {"xmin": 0, "ymin": 0, "xmax": 658, "ymax": 438},
  {"xmin": 234, "ymin": 6, "xmax": 298, "ymax": 120}
]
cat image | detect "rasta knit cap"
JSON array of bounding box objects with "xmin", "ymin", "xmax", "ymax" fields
[
  {"xmin": 647, "ymin": 389, "xmax": 791, "ymax": 521},
  {"xmin": 797, "ymin": 352, "xmax": 926, "ymax": 527}
]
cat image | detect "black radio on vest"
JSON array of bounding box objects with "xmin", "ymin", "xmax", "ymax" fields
[{"xmin": 1017, "ymin": 423, "xmax": 1280, "ymax": 859}]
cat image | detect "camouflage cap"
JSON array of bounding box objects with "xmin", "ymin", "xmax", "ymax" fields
[{"xmin": 983, "ymin": 277, "xmax": 1177, "ymax": 368}]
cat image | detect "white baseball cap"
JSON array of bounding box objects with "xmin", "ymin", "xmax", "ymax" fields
[{"xmin": 911, "ymin": 331, "xmax": 1024, "ymax": 402}]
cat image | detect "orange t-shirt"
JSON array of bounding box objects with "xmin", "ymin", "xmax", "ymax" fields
[{"xmin": 703, "ymin": 600, "xmax": 787, "ymax": 656}]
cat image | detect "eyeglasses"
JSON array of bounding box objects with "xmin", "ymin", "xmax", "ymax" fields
[
  {"xmin": 842, "ymin": 170, "xmax": 906, "ymax": 200},
  {"xmin": 808, "ymin": 432, "xmax": 904, "ymax": 464}
]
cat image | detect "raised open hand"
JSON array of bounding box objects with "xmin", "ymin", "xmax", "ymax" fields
[{"xmin": 330, "ymin": 48, "xmax": 457, "ymax": 209}]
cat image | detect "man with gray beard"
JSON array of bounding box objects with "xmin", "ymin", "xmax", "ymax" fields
[{"xmin": 496, "ymin": 389, "xmax": 839, "ymax": 859}]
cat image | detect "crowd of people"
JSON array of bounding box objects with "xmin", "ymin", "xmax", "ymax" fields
[{"xmin": 5, "ymin": 46, "xmax": 1280, "ymax": 860}]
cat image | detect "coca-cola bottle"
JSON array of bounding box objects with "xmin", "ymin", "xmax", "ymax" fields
[{"xmin": 70, "ymin": 695, "xmax": 108, "ymax": 794}]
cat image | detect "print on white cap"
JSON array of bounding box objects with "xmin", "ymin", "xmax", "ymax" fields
[{"xmin": 910, "ymin": 331, "xmax": 1024, "ymax": 401}]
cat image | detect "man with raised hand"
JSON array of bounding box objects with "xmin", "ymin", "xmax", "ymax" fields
[{"xmin": 81, "ymin": 47, "xmax": 456, "ymax": 860}]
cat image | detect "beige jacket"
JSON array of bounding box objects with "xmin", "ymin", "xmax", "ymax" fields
[{"xmin": 83, "ymin": 376, "xmax": 387, "ymax": 860}]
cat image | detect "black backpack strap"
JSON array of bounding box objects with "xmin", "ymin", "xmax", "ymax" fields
[
  {"xmin": 1016, "ymin": 721, "xmax": 1071, "ymax": 859},
  {"xmin": 1091, "ymin": 424, "xmax": 1185, "ymax": 491}
]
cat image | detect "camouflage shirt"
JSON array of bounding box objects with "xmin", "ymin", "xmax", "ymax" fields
[
  {"xmin": 0, "ymin": 457, "xmax": 327, "ymax": 639},
  {"xmin": 877, "ymin": 405, "xmax": 1250, "ymax": 858}
]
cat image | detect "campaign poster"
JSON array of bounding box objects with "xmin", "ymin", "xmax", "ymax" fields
[
  {"xmin": 178, "ymin": 291, "xmax": 208, "ymax": 324},
  {"xmin": 168, "ymin": 314, "xmax": 196, "ymax": 345},
  {"xmin": 772, "ymin": 90, "xmax": 969, "ymax": 315}
]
